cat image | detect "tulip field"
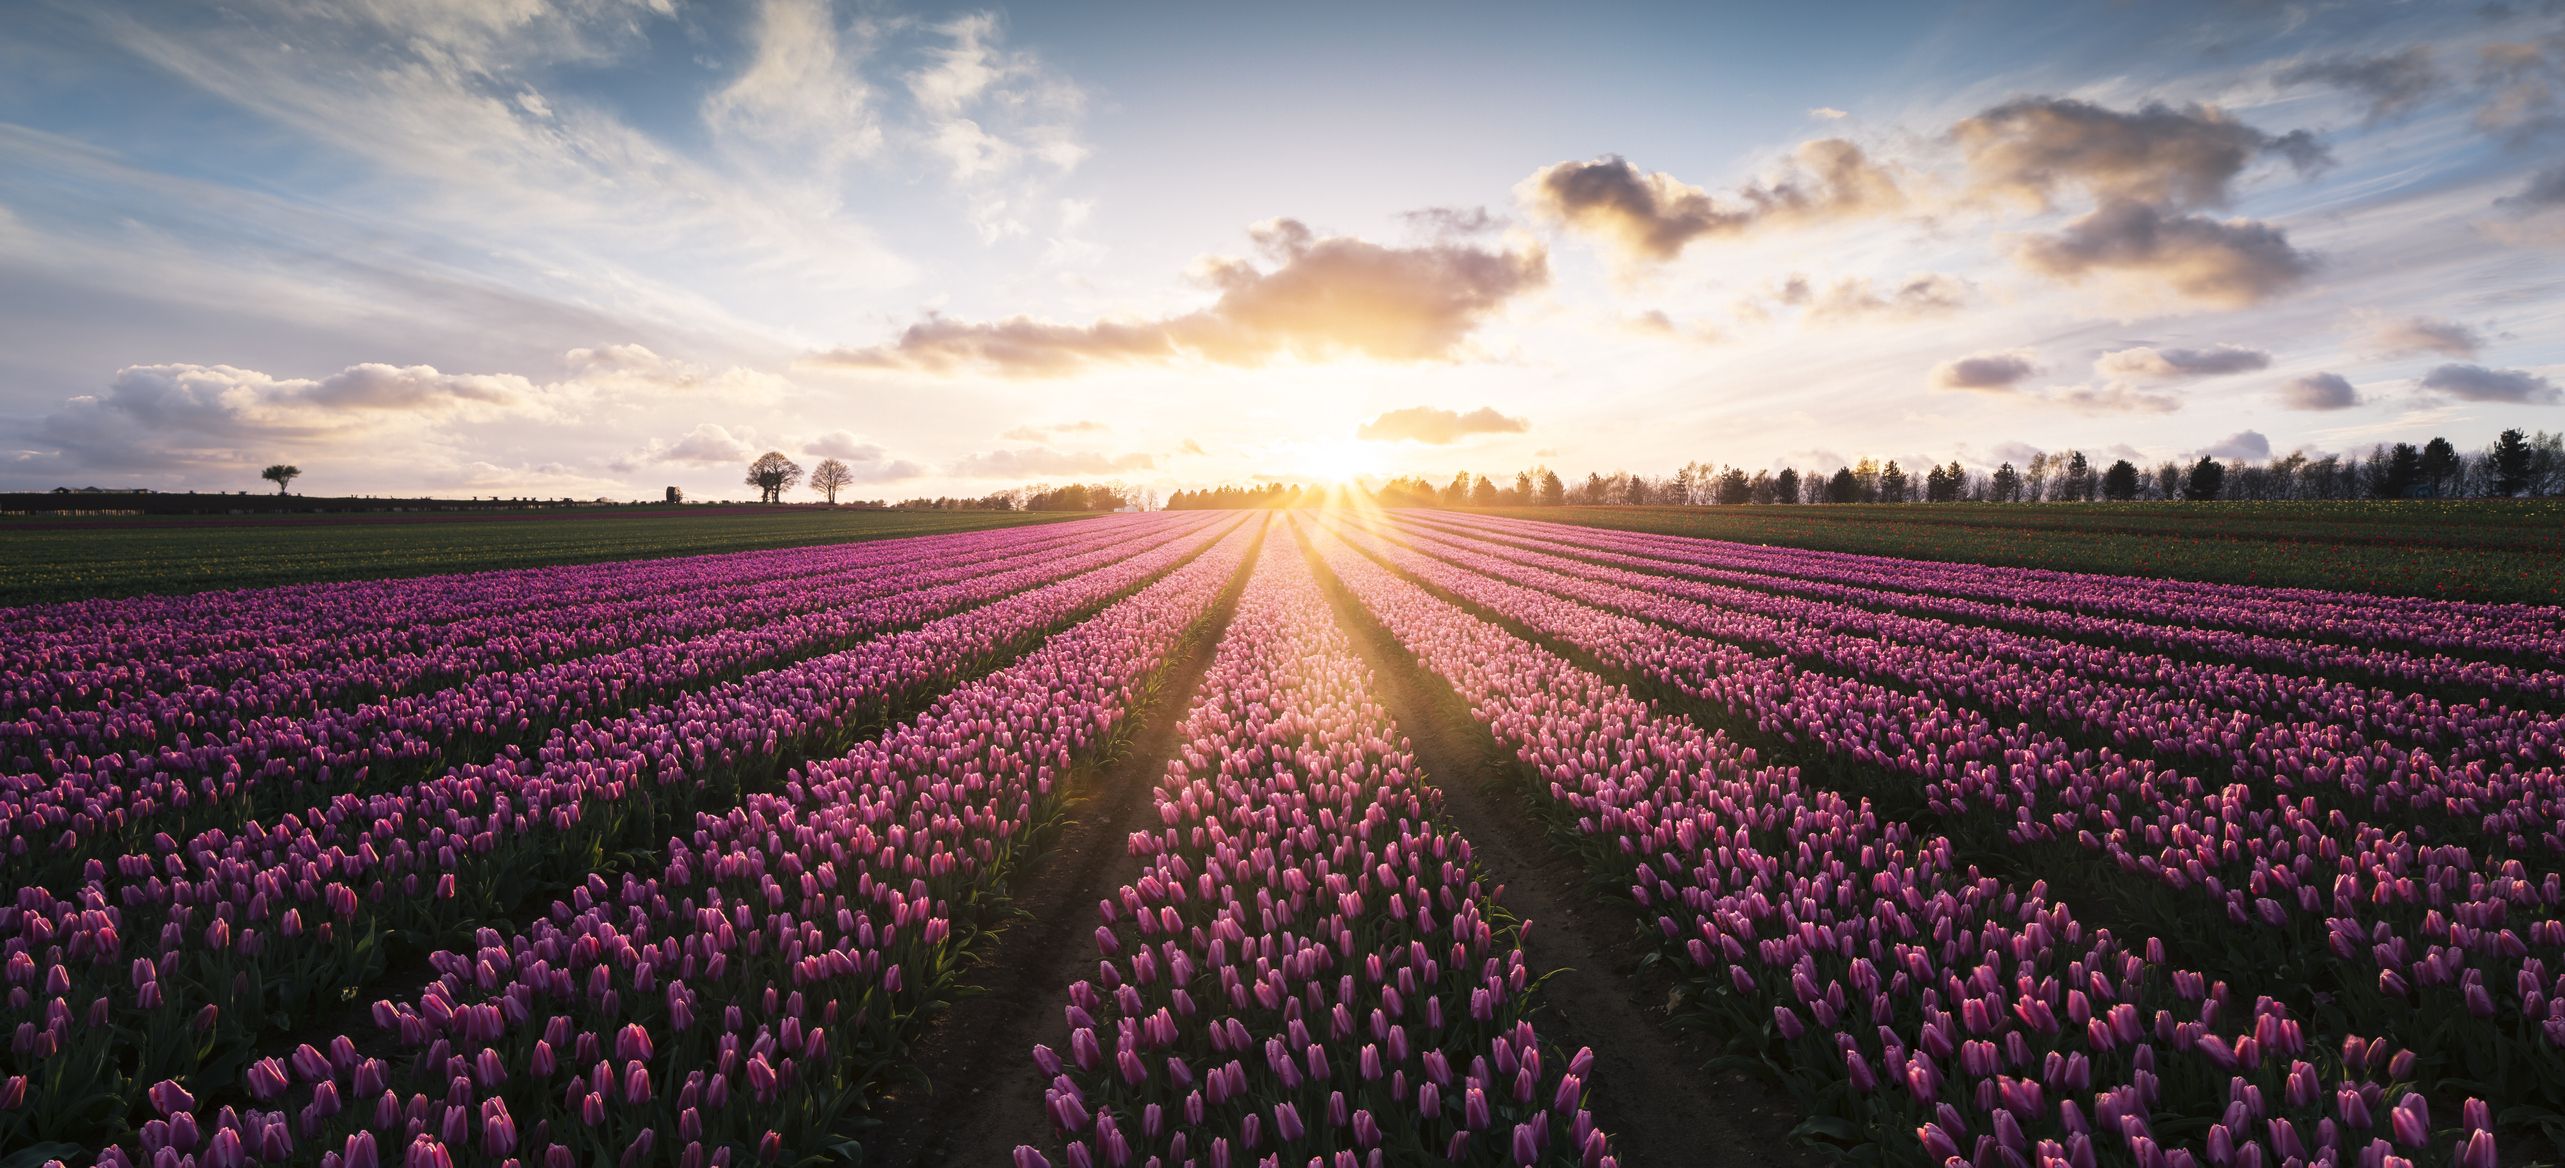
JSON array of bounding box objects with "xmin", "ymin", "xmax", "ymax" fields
[{"xmin": 2, "ymin": 507, "xmax": 2557, "ymax": 1168}]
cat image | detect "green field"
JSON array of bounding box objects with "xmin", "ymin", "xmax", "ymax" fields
[
  {"xmin": 1478, "ymin": 499, "xmax": 2565, "ymax": 604},
  {"xmin": 0, "ymin": 508, "xmax": 1085, "ymax": 605}
]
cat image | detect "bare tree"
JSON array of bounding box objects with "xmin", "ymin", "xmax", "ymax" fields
[
  {"xmin": 261, "ymin": 464, "xmax": 301, "ymax": 495},
  {"xmin": 809, "ymin": 458, "xmax": 855, "ymax": 504},
  {"xmin": 745, "ymin": 451, "xmax": 803, "ymax": 503}
]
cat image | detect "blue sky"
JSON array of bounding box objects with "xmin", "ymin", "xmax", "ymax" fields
[{"xmin": 2, "ymin": 0, "xmax": 2560, "ymax": 499}]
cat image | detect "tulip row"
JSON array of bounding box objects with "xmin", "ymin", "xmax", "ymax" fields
[
  {"xmin": 1412, "ymin": 513, "xmax": 2565, "ymax": 714},
  {"xmin": 3, "ymin": 517, "xmax": 1206, "ymax": 889},
  {"xmin": 0, "ymin": 519, "xmax": 1094, "ymax": 722},
  {"xmin": 59, "ymin": 516, "xmax": 1267, "ymax": 1168},
  {"xmin": 0, "ymin": 515, "xmax": 1243, "ymax": 1150},
  {"xmin": 1300, "ymin": 515, "xmax": 2497, "ymax": 1168},
  {"xmin": 1016, "ymin": 537, "xmax": 1615, "ymax": 1168},
  {"xmin": 1417, "ymin": 514, "xmax": 2565, "ymax": 694},
  {"xmin": 2, "ymin": 517, "xmax": 1123, "ymax": 761},
  {"xmin": 1337, "ymin": 513, "xmax": 2565, "ymax": 1132},
  {"xmin": 1376, "ymin": 515, "xmax": 2565, "ymax": 868}
]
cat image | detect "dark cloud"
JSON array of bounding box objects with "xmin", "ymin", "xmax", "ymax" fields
[
  {"xmin": 2095, "ymin": 344, "xmax": 2273, "ymax": 378},
  {"xmin": 2502, "ymin": 163, "xmax": 2565, "ymax": 206},
  {"xmin": 2363, "ymin": 315, "xmax": 2484, "ymax": 357},
  {"xmin": 814, "ymin": 219, "xmax": 1546, "ymax": 375},
  {"xmin": 2278, "ymin": 371, "xmax": 2362, "ymax": 410},
  {"xmin": 1521, "ymin": 139, "xmax": 1903, "ymax": 261},
  {"xmin": 947, "ymin": 447, "xmax": 1158, "ymax": 477},
  {"xmin": 1356, "ymin": 405, "xmax": 1529, "ymax": 444},
  {"xmin": 34, "ymin": 361, "xmax": 539, "ymax": 471},
  {"xmin": 1952, "ymin": 97, "xmax": 2326, "ymax": 210},
  {"xmin": 1929, "ymin": 350, "xmax": 2041, "ymax": 391},
  {"xmin": 2016, "ymin": 200, "xmax": 2314, "ymax": 306},
  {"xmin": 2277, "ymin": 48, "xmax": 2445, "ymax": 122},
  {"xmin": 2419, "ymin": 362, "xmax": 2562, "ymax": 402}
]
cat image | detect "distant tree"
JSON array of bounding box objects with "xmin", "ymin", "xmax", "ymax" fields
[
  {"xmin": 262, "ymin": 464, "xmax": 302, "ymax": 495},
  {"xmin": 2416, "ymin": 437, "xmax": 2459, "ymax": 497},
  {"xmin": 2023, "ymin": 452, "xmax": 2052, "ymax": 502},
  {"xmin": 1766, "ymin": 467, "xmax": 1797, "ymax": 504},
  {"xmin": 2154, "ymin": 461, "xmax": 2181, "ymax": 502},
  {"xmin": 2184, "ymin": 456, "xmax": 2225, "ymax": 501},
  {"xmin": 1539, "ymin": 470, "xmax": 1566, "ymax": 505},
  {"xmin": 2366, "ymin": 442, "xmax": 2421, "ymax": 499},
  {"xmin": 1509, "ymin": 470, "xmax": 1533, "ymax": 505},
  {"xmin": 1470, "ymin": 475, "xmax": 1498, "ymax": 507},
  {"xmin": 809, "ymin": 458, "xmax": 856, "ymax": 504},
  {"xmin": 746, "ymin": 452, "xmax": 803, "ymax": 503},
  {"xmin": 2491, "ymin": 429, "xmax": 2535, "ymax": 496},
  {"xmin": 1878, "ymin": 460, "xmax": 1908, "ymax": 502},
  {"xmin": 2101, "ymin": 459, "xmax": 2140, "ymax": 501},
  {"xmin": 1827, "ymin": 466, "xmax": 1859, "ymax": 503},
  {"xmin": 1989, "ymin": 462, "xmax": 2021, "ymax": 502},
  {"xmin": 2062, "ymin": 451, "xmax": 2094, "ymax": 501}
]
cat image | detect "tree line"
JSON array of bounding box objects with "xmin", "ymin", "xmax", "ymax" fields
[
  {"xmin": 1368, "ymin": 429, "xmax": 2565, "ymax": 507},
  {"xmin": 738, "ymin": 451, "xmax": 1144, "ymax": 511}
]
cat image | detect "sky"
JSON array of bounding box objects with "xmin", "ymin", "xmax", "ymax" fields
[{"xmin": 2, "ymin": 0, "xmax": 2561, "ymax": 501}]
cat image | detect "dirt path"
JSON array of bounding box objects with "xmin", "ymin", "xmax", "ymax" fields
[
  {"xmin": 856, "ymin": 523, "xmax": 1264, "ymax": 1168},
  {"xmin": 1298, "ymin": 524, "xmax": 1824, "ymax": 1168}
]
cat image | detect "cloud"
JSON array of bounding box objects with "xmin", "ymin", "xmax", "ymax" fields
[
  {"xmin": 805, "ymin": 429, "xmax": 886, "ymax": 460},
  {"xmin": 702, "ymin": 0, "xmax": 882, "ymax": 167},
  {"xmin": 2015, "ymin": 200, "xmax": 2314, "ymax": 306},
  {"xmin": 2277, "ymin": 48, "xmax": 2444, "ymax": 122},
  {"xmin": 2279, "ymin": 371, "xmax": 2362, "ymax": 410},
  {"xmin": 1400, "ymin": 206, "xmax": 1504, "ymax": 236},
  {"xmin": 2488, "ymin": 162, "xmax": 2565, "ymax": 243},
  {"xmin": 32, "ymin": 361, "xmax": 545, "ymax": 472},
  {"xmin": 1952, "ymin": 97, "xmax": 2326, "ymax": 211},
  {"xmin": 1929, "ymin": 350, "xmax": 2041, "ymax": 391},
  {"xmin": 947, "ymin": 446, "xmax": 1156, "ymax": 477},
  {"xmin": 1810, "ymin": 107, "xmax": 1849, "ymax": 120},
  {"xmin": 2053, "ymin": 382, "xmax": 2182, "ymax": 413},
  {"xmin": 658, "ymin": 423, "xmax": 762, "ymax": 465},
  {"xmin": 2419, "ymin": 363, "xmax": 2562, "ymax": 402},
  {"xmin": 1355, "ymin": 405, "xmax": 1530, "ymax": 444},
  {"xmin": 2094, "ymin": 344, "xmax": 2272, "ymax": 378},
  {"xmin": 1519, "ymin": 139, "xmax": 1903, "ymax": 261},
  {"xmin": 1778, "ymin": 273, "xmax": 1974, "ymax": 322},
  {"xmin": 2501, "ymin": 163, "xmax": 2565, "ymax": 209},
  {"xmin": 2198, "ymin": 429, "xmax": 2273, "ymax": 461},
  {"xmin": 903, "ymin": 10, "xmax": 1089, "ymax": 239},
  {"xmin": 2475, "ymin": 35, "xmax": 2565, "ymax": 140},
  {"xmin": 2361, "ymin": 314, "xmax": 2484, "ymax": 358},
  {"xmin": 999, "ymin": 420, "xmax": 1108, "ymax": 441},
  {"xmin": 814, "ymin": 219, "xmax": 1547, "ymax": 375}
]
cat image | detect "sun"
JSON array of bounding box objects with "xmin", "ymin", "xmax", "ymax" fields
[{"xmin": 1289, "ymin": 437, "xmax": 1388, "ymax": 485}]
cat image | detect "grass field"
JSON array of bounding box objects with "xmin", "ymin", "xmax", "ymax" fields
[
  {"xmin": 1481, "ymin": 498, "xmax": 2565, "ymax": 604},
  {"xmin": 0, "ymin": 507, "xmax": 1085, "ymax": 605}
]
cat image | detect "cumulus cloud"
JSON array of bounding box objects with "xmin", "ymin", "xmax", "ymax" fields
[
  {"xmin": 2419, "ymin": 363, "xmax": 2562, "ymax": 402},
  {"xmin": 1776, "ymin": 273, "xmax": 1974, "ymax": 322},
  {"xmin": 2054, "ymin": 382, "xmax": 2182, "ymax": 414},
  {"xmin": 2095, "ymin": 344, "xmax": 2273, "ymax": 378},
  {"xmin": 814, "ymin": 219, "xmax": 1547, "ymax": 375},
  {"xmin": 658, "ymin": 423, "xmax": 762, "ymax": 464},
  {"xmin": 1929, "ymin": 350, "xmax": 2041, "ymax": 391},
  {"xmin": 1952, "ymin": 97, "xmax": 2326, "ymax": 211},
  {"xmin": 2016, "ymin": 200, "xmax": 2314, "ymax": 306},
  {"xmin": 33, "ymin": 361, "xmax": 544, "ymax": 472},
  {"xmin": 2361, "ymin": 314, "xmax": 2484, "ymax": 358},
  {"xmin": 2198, "ymin": 429, "xmax": 2273, "ymax": 461},
  {"xmin": 2279, "ymin": 371, "xmax": 2362, "ymax": 410},
  {"xmin": 805, "ymin": 429, "xmax": 885, "ymax": 459},
  {"xmin": 1400, "ymin": 205, "xmax": 1504, "ymax": 236},
  {"xmin": 1519, "ymin": 139, "xmax": 1904, "ymax": 261},
  {"xmin": 1356, "ymin": 405, "xmax": 1530, "ymax": 445},
  {"xmin": 2277, "ymin": 48, "xmax": 2444, "ymax": 122},
  {"xmin": 947, "ymin": 446, "xmax": 1156, "ymax": 477}
]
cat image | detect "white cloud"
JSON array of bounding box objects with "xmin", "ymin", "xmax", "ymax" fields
[
  {"xmin": 704, "ymin": 0, "xmax": 883, "ymax": 168},
  {"xmin": 947, "ymin": 446, "xmax": 1155, "ymax": 477}
]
